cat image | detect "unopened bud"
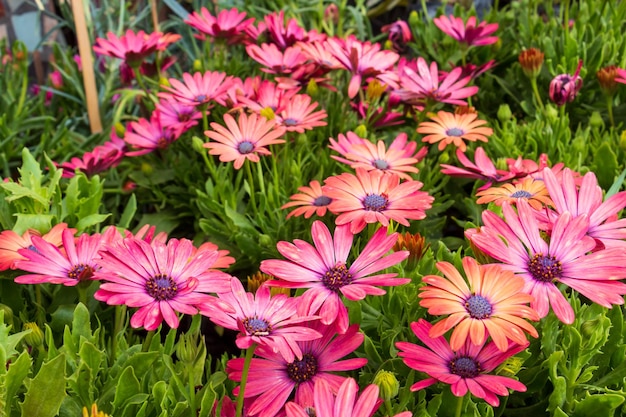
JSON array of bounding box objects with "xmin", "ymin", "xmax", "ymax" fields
[
  {"xmin": 193, "ymin": 59, "xmax": 203, "ymax": 72},
  {"xmin": 497, "ymin": 104, "xmax": 512, "ymax": 122},
  {"xmin": 589, "ymin": 111, "xmax": 604, "ymax": 129},
  {"xmin": 373, "ymin": 370, "xmax": 400, "ymax": 401},
  {"xmin": 176, "ymin": 332, "xmax": 199, "ymax": 365},
  {"xmin": 354, "ymin": 124, "xmax": 368, "ymax": 138},
  {"xmin": 192, "ymin": 136, "xmax": 206, "ymax": 154},
  {"xmin": 23, "ymin": 322, "xmax": 44, "ymax": 348},
  {"xmin": 306, "ymin": 79, "xmax": 319, "ymax": 97},
  {"xmin": 518, "ymin": 48, "xmax": 544, "ymax": 79}
]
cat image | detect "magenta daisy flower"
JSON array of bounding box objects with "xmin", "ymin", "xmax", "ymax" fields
[
  {"xmin": 323, "ymin": 168, "xmax": 434, "ymax": 234},
  {"xmin": 469, "ymin": 200, "xmax": 626, "ymax": 324},
  {"xmin": 246, "ymin": 43, "xmax": 307, "ymax": 75},
  {"xmin": 329, "ymin": 132, "xmax": 422, "ymax": 180},
  {"xmin": 204, "ymin": 112, "xmax": 286, "ymax": 170},
  {"xmin": 200, "ymin": 278, "xmax": 322, "ymax": 362},
  {"xmin": 275, "ymin": 94, "xmax": 327, "ymax": 133},
  {"xmin": 15, "ymin": 229, "xmax": 102, "ymax": 286},
  {"xmin": 185, "ymin": 7, "xmax": 254, "ymax": 44},
  {"xmin": 440, "ymin": 147, "xmax": 515, "ymax": 191},
  {"xmin": 260, "ymin": 221, "xmax": 409, "ymax": 333},
  {"xmin": 58, "ymin": 132, "xmax": 126, "ymax": 178},
  {"xmin": 396, "ymin": 57, "xmax": 478, "ymax": 110},
  {"xmin": 94, "ymin": 237, "xmax": 232, "ymax": 331},
  {"xmin": 282, "ymin": 180, "xmax": 333, "ymax": 219},
  {"xmin": 160, "ymin": 71, "xmax": 233, "ymax": 108},
  {"xmin": 93, "ymin": 30, "xmax": 180, "ymax": 66},
  {"xmin": 124, "ymin": 112, "xmax": 178, "ymax": 156},
  {"xmin": 396, "ymin": 319, "xmax": 527, "ymax": 407},
  {"xmin": 156, "ymin": 98, "xmax": 202, "ymax": 137},
  {"xmin": 542, "ymin": 167, "xmax": 626, "ymax": 249},
  {"xmin": 226, "ymin": 322, "xmax": 367, "ymax": 417},
  {"xmin": 433, "ymin": 15, "xmax": 499, "ymax": 47}
]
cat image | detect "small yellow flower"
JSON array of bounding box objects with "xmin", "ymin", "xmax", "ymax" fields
[{"xmin": 82, "ymin": 403, "xmax": 111, "ymax": 417}]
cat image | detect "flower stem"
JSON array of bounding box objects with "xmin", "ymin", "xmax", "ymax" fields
[
  {"xmin": 530, "ymin": 77, "xmax": 545, "ymax": 112},
  {"xmin": 201, "ymin": 105, "xmax": 209, "ymax": 133},
  {"xmin": 133, "ymin": 67, "xmax": 156, "ymax": 108},
  {"xmin": 244, "ymin": 159, "xmax": 257, "ymax": 210},
  {"xmin": 188, "ymin": 367, "xmax": 197, "ymax": 417},
  {"xmin": 111, "ymin": 305, "xmax": 126, "ymax": 360},
  {"xmin": 454, "ymin": 393, "xmax": 465, "ymax": 417},
  {"xmin": 142, "ymin": 330, "xmax": 155, "ymax": 352},
  {"xmin": 606, "ymin": 95, "xmax": 615, "ymax": 127},
  {"xmin": 236, "ymin": 344, "xmax": 256, "ymax": 417}
]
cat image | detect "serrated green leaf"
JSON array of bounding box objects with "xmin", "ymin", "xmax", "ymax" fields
[
  {"xmin": 76, "ymin": 213, "xmax": 110, "ymax": 232},
  {"xmin": 21, "ymin": 354, "xmax": 67, "ymax": 417},
  {"xmin": 4, "ymin": 351, "xmax": 31, "ymax": 412},
  {"xmin": 71, "ymin": 303, "xmax": 92, "ymax": 347},
  {"xmin": 113, "ymin": 367, "xmax": 141, "ymax": 409},
  {"xmin": 573, "ymin": 394, "xmax": 625, "ymax": 417}
]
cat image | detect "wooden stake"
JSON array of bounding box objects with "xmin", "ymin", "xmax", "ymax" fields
[
  {"xmin": 151, "ymin": 0, "xmax": 160, "ymax": 32},
  {"xmin": 70, "ymin": 0, "xmax": 102, "ymax": 133}
]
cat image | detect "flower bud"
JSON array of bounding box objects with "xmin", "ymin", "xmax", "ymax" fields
[
  {"xmin": 497, "ymin": 104, "xmax": 512, "ymax": 122},
  {"xmin": 544, "ymin": 104, "xmax": 559, "ymax": 122},
  {"xmin": 141, "ymin": 162, "xmax": 154, "ymax": 175},
  {"xmin": 373, "ymin": 370, "xmax": 400, "ymax": 401},
  {"xmin": 324, "ymin": 3, "xmax": 340, "ymax": 25},
  {"xmin": 589, "ymin": 111, "xmax": 604, "ymax": 129},
  {"xmin": 549, "ymin": 60, "xmax": 583, "ymax": 106},
  {"xmin": 0, "ymin": 304, "xmax": 13, "ymax": 326},
  {"xmin": 392, "ymin": 232, "xmax": 429, "ymax": 271},
  {"xmin": 193, "ymin": 59, "xmax": 203, "ymax": 72},
  {"xmin": 306, "ymin": 79, "xmax": 319, "ymax": 97},
  {"xmin": 381, "ymin": 20, "xmax": 412, "ymax": 53},
  {"xmin": 159, "ymin": 76, "xmax": 170, "ymax": 88},
  {"xmin": 354, "ymin": 124, "xmax": 368, "ymax": 138},
  {"xmin": 597, "ymin": 65, "xmax": 618, "ymax": 96},
  {"xmin": 176, "ymin": 332, "xmax": 199, "ymax": 365},
  {"xmin": 408, "ymin": 11, "xmax": 420, "ymax": 29},
  {"xmin": 23, "ymin": 322, "xmax": 44, "ymax": 348},
  {"xmin": 518, "ymin": 48, "xmax": 544, "ymax": 79},
  {"xmin": 192, "ymin": 136, "xmax": 206, "ymax": 154},
  {"xmin": 620, "ymin": 130, "xmax": 626, "ymax": 151},
  {"xmin": 114, "ymin": 122, "xmax": 126, "ymax": 138}
]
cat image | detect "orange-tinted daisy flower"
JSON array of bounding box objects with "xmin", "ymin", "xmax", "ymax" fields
[
  {"xmin": 204, "ymin": 112, "xmax": 286, "ymax": 169},
  {"xmin": 476, "ymin": 177, "xmax": 553, "ymax": 210},
  {"xmin": 0, "ymin": 223, "xmax": 72, "ymax": 271},
  {"xmin": 275, "ymin": 94, "xmax": 327, "ymax": 133},
  {"xmin": 323, "ymin": 168, "xmax": 434, "ymax": 234},
  {"xmin": 419, "ymin": 257, "xmax": 539, "ymax": 352},
  {"xmin": 417, "ymin": 111, "xmax": 492, "ymax": 152},
  {"xmin": 282, "ymin": 180, "xmax": 332, "ymax": 219}
]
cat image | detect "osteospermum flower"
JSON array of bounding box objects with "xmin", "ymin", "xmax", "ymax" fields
[
  {"xmin": 260, "ymin": 221, "xmax": 409, "ymax": 333},
  {"xmin": 323, "ymin": 168, "xmax": 434, "ymax": 234},
  {"xmin": 160, "ymin": 71, "xmax": 233, "ymax": 108},
  {"xmin": 200, "ymin": 278, "xmax": 322, "ymax": 362},
  {"xmin": 476, "ymin": 177, "xmax": 553, "ymax": 210},
  {"xmin": 282, "ymin": 180, "xmax": 333, "ymax": 219},
  {"xmin": 440, "ymin": 147, "xmax": 515, "ymax": 190},
  {"xmin": 420, "ymin": 257, "xmax": 539, "ymax": 351},
  {"xmin": 124, "ymin": 112, "xmax": 178, "ymax": 156},
  {"xmin": 93, "ymin": 30, "xmax": 180, "ymax": 66},
  {"xmin": 0, "ymin": 223, "xmax": 71, "ymax": 271},
  {"xmin": 185, "ymin": 7, "xmax": 254, "ymax": 44},
  {"xmin": 285, "ymin": 378, "xmax": 413, "ymax": 417},
  {"xmin": 15, "ymin": 229, "xmax": 102, "ymax": 286},
  {"xmin": 275, "ymin": 94, "xmax": 327, "ymax": 133},
  {"xmin": 417, "ymin": 111, "xmax": 492, "ymax": 152},
  {"xmin": 329, "ymin": 132, "xmax": 423, "ymax": 180},
  {"xmin": 226, "ymin": 322, "xmax": 367, "ymax": 417},
  {"xmin": 433, "ymin": 15, "xmax": 499, "ymax": 47},
  {"xmin": 469, "ymin": 200, "xmax": 626, "ymax": 324},
  {"xmin": 58, "ymin": 131, "xmax": 127, "ymax": 178},
  {"xmin": 204, "ymin": 112, "xmax": 286, "ymax": 170},
  {"xmin": 94, "ymin": 237, "xmax": 232, "ymax": 331},
  {"xmin": 246, "ymin": 43, "xmax": 307, "ymax": 75},
  {"xmin": 396, "ymin": 319, "xmax": 527, "ymax": 407},
  {"xmin": 156, "ymin": 98, "xmax": 202, "ymax": 137},
  {"xmin": 396, "ymin": 57, "xmax": 478, "ymax": 110},
  {"xmin": 549, "ymin": 60, "xmax": 583, "ymax": 106}
]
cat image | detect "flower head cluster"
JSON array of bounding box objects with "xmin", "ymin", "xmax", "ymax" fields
[
  {"xmin": 433, "ymin": 15, "xmax": 499, "ymax": 47},
  {"xmin": 0, "ymin": 223, "xmax": 72, "ymax": 271},
  {"xmin": 549, "ymin": 60, "xmax": 584, "ymax": 106},
  {"xmin": 185, "ymin": 7, "xmax": 254, "ymax": 44},
  {"xmin": 94, "ymin": 30, "xmax": 180, "ymax": 67}
]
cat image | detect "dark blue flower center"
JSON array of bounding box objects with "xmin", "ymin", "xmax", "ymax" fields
[
  {"xmin": 195, "ymin": 94, "xmax": 208, "ymax": 102},
  {"xmin": 465, "ymin": 295, "xmax": 493, "ymax": 319},
  {"xmin": 313, "ymin": 195, "xmax": 332, "ymax": 207},
  {"xmin": 363, "ymin": 193, "xmax": 388, "ymax": 211},
  {"xmin": 528, "ymin": 253, "xmax": 562, "ymax": 282},
  {"xmin": 237, "ymin": 141, "xmax": 255, "ymax": 154},
  {"xmin": 373, "ymin": 159, "xmax": 389, "ymax": 169},
  {"xmin": 68, "ymin": 264, "xmax": 94, "ymax": 281},
  {"xmin": 146, "ymin": 273, "xmax": 178, "ymax": 300},
  {"xmin": 243, "ymin": 317, "xmax": 272, "ymax": 336},
  {"xmin": 286, "ymin": 353, "xmax": 318, "ymax": 383},
  {"xmin": 446, "ymin": 127, "xmax": 465, "ymax": 136},
  {"xmin": 510, "ymin": 190, "xmax": 533, "ymax": 198},
  {"xmin": 283, "ymin": 118, "xmax": 299, "ymax": 126},
  {"xmin": 322, "ymin": 263, "xmax": 353, "ymax": 292},
  {"xmin": 449, "ymin": 356, "xmax": 481, "ymax": 378},
  {"xmin": 27, "ymin": 244, "xmax": 40, "ymax": 254}
]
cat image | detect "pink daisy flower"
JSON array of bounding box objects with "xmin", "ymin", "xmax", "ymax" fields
[
  {"xmin": 185, "ymin": 7, "xmax": 254, "ymax": 44},
  {"xmin": 433, "ymin": 15, "xmax": 499, "ymax": 47},
  {"xmin": 236, "ymin": 79, "xmax": 298, "ymax": 114},
  {"xmin": 124, "ymin": 112, "xmax": 178, "ymax": 156},
  {"xmin": 57, "ymin": 132, "xmax": 126, "ymax": 178},
  {"xmin": 226, "ymin": 322, "xmax": 367, "ymax": 417},
  {"xmin": 542, "ymin": 167, "xmax": 626, "ymax": 249},
  {"xmin": 0, "ymin": 223, "xmax": 72, "ymax": 271},
  {"xmin": 329, "ymin": 132, "xmax": 423, "ymax": 180},
  {"xmin": 616, "ymin": 68, "xmax": 626, "ymax": 84},
  {"xmin": 469, "ymin": 200, "xmax": 626, "ymax": 324},
  {"xmin": 296, "ymin": 41, "xmax": 342, "ymax": 71},
  {"xmin": 160, "ymin": 71, "xmax": 233, "ymax": 108},
  {"xmin": 15, "ymin": 229, "xmax": 102, "ymax": 286},
  {"xmin": 94, "ymin": 237, "xmax": 232, "ymax": 331},
  {"xmin": 275, "ymin": 94, "xmax": 327, "ymax": 133},
  {"xmin": 282, "ymin": 180, "xmax": 333, "ymax": 219},
  {"xmin": 93, "ymin": 30, "xmax": 180, "ymax": 66},
  {"xmin": 200, "ymin": 278, "xmax": 322, "ymax": 362},
  {"xmin": 440, "ymin": 147, "xmax": 515, "ymax": 191},
  {"xmin": 396, "ymin": 319, "xmax": 527, "ymax": 407},
  {"xmin": 246, "ymin": 43, "xmax": 307, "ymax": 75},
  {"xmin": 395, "ymin": 57, "xmax": 478, "ymax": 110},
  {"xmin": 204, "ymin": 112, "xmax": 286, "ymax": 170},
  {"xmin": 285, "ymin": 377, "xmax": 412, "ymax": 417},
  {"xmin": 260, "ymin": 221, "xmax": 409, "ymax": 333},
  {"xmin": 262, "ymin": 11, "xmax": 325, "ymax": 50},
  {"xmin": 323, "ymin": 168, "xmax": 434, "ymax": 234},
  {"xmin": 156, "ymin": 98, "xmax": 202, "ymax": 137},
  {"xmin": 381, "ymin": 20, "xmax": 412, "ymax": 53}
]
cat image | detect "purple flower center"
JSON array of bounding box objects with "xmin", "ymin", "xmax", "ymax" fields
[
  {"xmin": 465, "ymin": 295, "xmax": 493, "ymax": 319},
  {"xmin": 195, "ymin": 94, "xmax": 208, "ymax": 102},
  {"xmin": 26, "ymin": 244, "xmax": 40, "ymax": 254},
  {"xmin": 528, "ymin": 253, "xmax": 562, "ymax": 282},
  {"xmin": 237, "ymin": 141, "xmax": 255, "ymax": 154},
  {"xmin": 146, "ymin": 273, "xmax": 178, "ymax": 300},
  {"xmin": 322, "ymin": 262, "xmax": 353, "ymax": 292},
  {"xmin": 511, "ymin": 190, "xmax": 533, "ymax": 198},
  {"xmin": 363, "ymin": 193, "xmax": 388, "ymax": 211},
  {"xmin": 286, "ymin": 353, "xmax": 318, "ymax": 383},
  {"xmin": 373, "ymin": 159, "xmax": 389, "ymax": 169},
  {"xmin": 446, "ymin": 127, "xmax": 465, "ymax": 137},
  {"xmin": 449, "ymin": 356, "xmax": 481, "ymax": 378},
  {"xmin": 283, "ymin": 118, "xmax": 299, "ymax": 126},
  {"xmin": 243, "ymin": 317, "xmax": 272, "ymax": 336},
  {"xmin": 68, "ymin": 264, "xmax": 94, "ymax": 281},
  {"xmin": 312, "ymin": 195, "xmax": 332, "ymax": 207}
]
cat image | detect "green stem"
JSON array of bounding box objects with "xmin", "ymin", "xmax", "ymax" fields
[
  {"xmin": 530, "ymin": 77, "xmax": 545, "ymax": 112},
  {"xmin": 133, "ymin": 67, "xmax": 156, "ymax": 108},
  {"xmin": 201, "ymin": 106, "xmax": 209, "ymax": 133},
  {"xmin": 384, "ymin": 399, "xmax": 394, "ymax": 416},
  {"xmin": 606, "ymin": 95, "xmax": 615, "ymax": 127},
  {"xmin": 454, "ymin": 393, "xmax": 465, "ymax": 417},
  {"xmin": 15, "ymin": 66, "xmax": 28, "ymax": 117},
  {"xmin": 76, "ymin": 285, "xmax": 88, "ymax": 307},
  {"xmin": 188, "ymin": 366, "xmax": 197, "ymax": 417},
  {"xmin": 236, "ymin": 345, "xmax": 256, "ymax": 417},
  {"xmin": 244, "ymin": 159, "xmax": 257, "ymax": 210},
  {"xmin": 111, "ymin": 305, "xmax": 126, "ymax": 360},
  {"xmin": 142, "ymin": 330, "xmax": 155, "ymax": 352}
]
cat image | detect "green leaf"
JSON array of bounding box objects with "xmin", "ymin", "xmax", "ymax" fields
[
  {"xmin": 592, "ymin": 142, "xmax": 618, "ymax": 190},
  {"xmin": 21, "ymin": 354, "xmax": 67, "ymax": 417},
  {"xmin": 4, "ymin": 351, "xmax": 32, "ymax": 412},
  {"xmin": 573, "ymin": 394, "xmax": 625, "ymax": 417},
  {"xmin": 119, "ymin": 194, "xmax": 137, "ymax": 229},
  {"xmin": 71, "ymin": 303, "xmax": 93, "ymax": 347},
  {"xmin": 113, "ymin": 367, "xmax": 141, "ymax": 409}
]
